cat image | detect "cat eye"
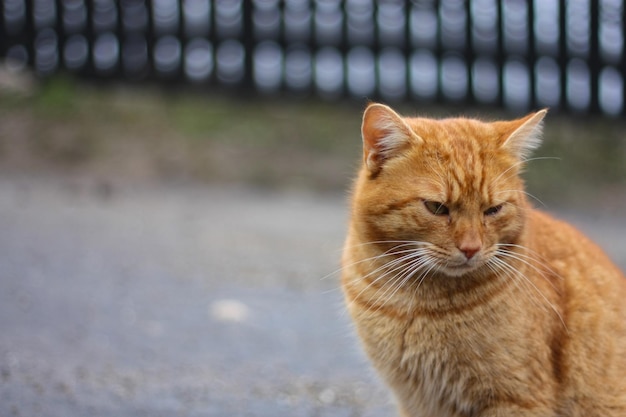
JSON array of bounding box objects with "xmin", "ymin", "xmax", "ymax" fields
[
  {"xmin": 484, "ymin": 204, "xmax": 503, "ymax": 216},
  {"xmin": 424, "ymin": 200, "xmax": 449, "ymax": 216}
]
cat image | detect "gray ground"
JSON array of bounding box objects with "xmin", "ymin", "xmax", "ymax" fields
[{"xmin": 0, "ymin": 175, "xmax": 624, "ymax": 417}]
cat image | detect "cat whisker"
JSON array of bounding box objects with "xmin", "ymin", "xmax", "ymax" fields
[
  {"xmin": 369, "ymin": 256, "xmax": 432, "ymax": 313},
  {"xmin": 493, "ymin": 189, "xmax": 548, "ymax": 208},
  {"xmin": 489, "ymin": 159, "xmax": 529, "ymax": 188},
  {"xmin": 399, "ymin": 256, "xmax": 442, "ymax": 313},
  {"xmin": 490, "ymin": 157, "xmax": 561, "ymax": 191},
  {"xmin": 356, "ymin": 247, "xmax": 431, "ymax": 283},
  {"xmin": 485, "ymin": 260, "xmax": 534, "ymax": 314},
  {"xmin": 489, "ymin": 252, "xmax": 568, "ymax": 332},
  {"xmin": 320, "ymin": 240, "xmax": 428, "ymax": 282},
  {"xmin": 487, "ymin": 256, "xmax": 547, "ymax": 314},
  {"xmin": 346, "ymin": 248, "xmax": 429, "ymax": 303},
  {"xmin": 495, "ymin": 251, "xmax": 561, "ymax": 297},
  {"xmin": 321, "ymin": 242, "xmax": 429, "ymax": 298},
  {"xmin": 368, "ymin": 249, "xmax": 432, "ymax": 284},
  {"xmin": 405, "ymin": 257, "xmax": 441, "ymax": 314},
  {"xmin": 496, "ymin": 243, "xmax": 562, "ymax": 279},
  {"xmin": 353, "ymin": 250, "xmax": 438, "ymax": 315},
  {"xmin": 495, "ymin": 244, "xmax": 563, "ymax": 293},
  {"xmin": 341, "ymin": 240, "xmax": 430, "ymax": 251},
  {"xmin": 488, "ymin": 257, "xmax": 543, "ymax": 309}
]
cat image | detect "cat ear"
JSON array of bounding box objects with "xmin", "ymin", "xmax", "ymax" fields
[
  {"xmin": 361, "ymin": 103, "xmax": 420, "ymax": 174},
  {"xmin": 500, "ymin": 109, "xmax": 548, "ymax": 160}
]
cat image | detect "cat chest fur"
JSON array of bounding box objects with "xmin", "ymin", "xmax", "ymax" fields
[{"xmin": 349, "ymin": 286, "xmax": 557, "ymax": 417}]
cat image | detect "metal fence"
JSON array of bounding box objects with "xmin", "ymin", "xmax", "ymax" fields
[{"xmin": 1, "ymin": 0, "xmax": 626, "ymax": 116}]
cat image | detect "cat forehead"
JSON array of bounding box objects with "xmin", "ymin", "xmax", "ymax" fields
[
  {"xmin": 406, "ymin": 117, "xmax": 512, "ymax": 169},
  {"xmin": 406, "ymin": 117, "xmax": 499, "ymax": 144},
  {"xmin": 401, "ymin": 118, "xmax": 518, "ymax": 201}
]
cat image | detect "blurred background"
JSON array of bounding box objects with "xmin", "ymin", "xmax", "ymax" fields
[
  {"xmin": 3, "ymin": 0, "xmax": 626, "ymax": 113},
  {"xmin": 1, "ymin": 0, "xmax": 625, "ymax": 196},
  {"xmin": 0, "ymin": 1, "xmax": 625, "ymax": 416}
]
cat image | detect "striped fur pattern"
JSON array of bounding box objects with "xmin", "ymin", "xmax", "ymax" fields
[{"xmin": 342, "ymin": 103, "xmax": 626, "ymax": 417}]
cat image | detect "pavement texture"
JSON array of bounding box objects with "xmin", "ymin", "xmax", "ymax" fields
[{"xmin": 0, "ymin": 175, "xmax": 624, "ymax": 417}]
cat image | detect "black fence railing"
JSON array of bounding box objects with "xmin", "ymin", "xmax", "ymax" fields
[{"xmin": 1, "ymin": 0, "xmax": 625, "ymax": 116}]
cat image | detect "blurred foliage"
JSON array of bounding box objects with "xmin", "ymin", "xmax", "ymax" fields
[{"xmin": 0, "ymin": 76, "xmax": 624, "ymax": 206}]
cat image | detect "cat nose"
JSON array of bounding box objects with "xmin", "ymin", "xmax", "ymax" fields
[
  {"xmin": 457, "ymin": 238, "xmax": 482, "ymax": 260},
  {"xmin": 457, "ymin": 230, "xmax": 482, "ymax": 260},
  {"xmin": 460, "ymin": 247, "xmax": 480, "ymax": 260}
]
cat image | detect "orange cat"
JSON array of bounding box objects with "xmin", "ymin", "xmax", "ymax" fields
[{"xmin": 341, "ymin": 103, "xmax": 626, "ymax": 417}]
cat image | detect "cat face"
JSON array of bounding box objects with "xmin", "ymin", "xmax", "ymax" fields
[{"xmin": 353, "ymin": 104, "xmax": 546, "ymax": 278}]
